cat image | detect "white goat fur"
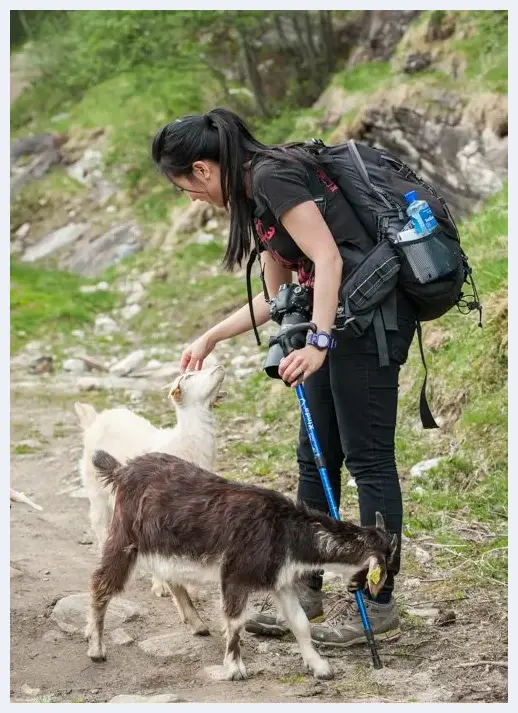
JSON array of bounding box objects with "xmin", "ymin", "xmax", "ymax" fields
[{"xmin": 74, "ymin": 364, "xmax": 226, "ymax": 597}]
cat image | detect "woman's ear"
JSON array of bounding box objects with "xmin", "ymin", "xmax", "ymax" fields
[{"xmin": 192, "ymin": 161, "xmax": 211, "ymax": 180}]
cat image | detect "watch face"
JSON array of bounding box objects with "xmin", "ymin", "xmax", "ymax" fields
[{"xmin": 317, "ymin": 334, "xmax": 329, "ymax": 348}]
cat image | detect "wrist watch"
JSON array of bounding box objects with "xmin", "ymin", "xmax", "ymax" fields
[{"xmin": 307, "ymin": 330, "xmax": 337, "ymax": 351}]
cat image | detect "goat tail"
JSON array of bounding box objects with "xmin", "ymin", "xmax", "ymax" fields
[
  {"xmin": 74, "ymin": 402, "xmax": 97, "ymax": 429},
  {"xmin": 92, "ymin": 449, "xmax": 122, "ymax": 488}
]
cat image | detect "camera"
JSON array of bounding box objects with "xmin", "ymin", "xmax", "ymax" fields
[{"xmin": 263, "ymin": 284, "xmax": 313, "ymax": 379}]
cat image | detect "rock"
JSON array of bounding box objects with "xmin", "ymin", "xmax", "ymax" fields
[
  {"xmin": 67, "ymin": 148, "xmax": 103, "ymax": 185},
  {"xmin": 404, "ymin": 52, "xmax": 432, "ymax": 74},
  {"xmin": 109, "ymin": 694, "xmax": 186, "ymax": 703},
  {"xmin": 67, "ymin": 222, "xmax": 143, "ymax": 277},
  {"xmin": 21, "ymin": 223, "xmax": 89, "ymax": 263},
  {"xmin": 21, "ymin": 683, "xmax": 41, "ymax": 697},
  {"xmin": 63, "ymin": 358, "xmax": 87, "ymax": 374},
  {"xmin": 15, "ymin": 222, "xmax": 31, "ymax": 239},
  {"xmin": 434, "ymin": 608, "xmax": 456, "ymax": 626},
  {"xmin": 407, "ymin": 606, "xmax": 440, "ymax": 620},
  {"xmin": 51, "ymin": 593, "xmax": 145, "ymax": 634},
  {"xmin": 71, "ymin": 329, "xmax": 85, "ymax": 339},
  {"xmin": 77, "ymin": 377, "xmax": 104, "ymax": 392},
  {"xmin": 138, "ymin": 634, "xmax": 204, "ymax": 659},
  {"xmin": 78, "ymin": 535, "xmax": 93, "ymax": 545},
  {"xmin": 42, "ymin": 629, "xmax": 65, "ymax": 643},
  {"xmin": 347, "ymin": 10, "xmax": 421, "ymax": 66},
  {"xmin": 410, "ymin": 458, "xmax": 443, "ymax": 478},
  {"xmin": 110, "ymin": 628, "xmax": 134, "ymax": 646},
  {"xmin": 126, "ymin": 284, "xmax": 145, "ymax": 305},
  {"xmin": 79, "ymin": 281, "xmax": 109, "ymax": 294},
  {"xmin": 120, "ymin": 304, "xmax": 141, "ymax": 321},
  {"xmin": 346, "ymin": 84, "xmax": 507, "ymax": 216},
  {"xmin": 10, "ymin": 133, "xmax": 62, "ymax": 197},
  {"xmin": 29, "ymin": 356, "xmax": 53, "ymax": 374},
  {"xmin": 94, "ymin": 315, "xmax": 118, "ymax": 336},
  {"xmin": 145, "ymin": 359, "xmax": 162, "ymax": 370},
  {"xmin": 79, "ymin": 355, "xmax": 108, "ymax": 372},
  {"xmin": 109, "ymin": 350, "xmax": 146, "ymax": 376}
]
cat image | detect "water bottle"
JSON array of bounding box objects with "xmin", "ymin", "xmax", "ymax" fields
[{"xmin": 404, "ymin": 190, "xmax": 438, "ymax": 236}]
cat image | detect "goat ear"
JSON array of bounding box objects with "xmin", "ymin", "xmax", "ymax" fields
[
  {"xmin": 366, "ymin": 556, "xmax": 384, "ymax": 598},
  {"xmin": 375, "ymin": 511, "xmax": 385, "ymax": 531},
  {"xmin": 164, "ymin": 375, "xmax": 184, "ymax": 403}
]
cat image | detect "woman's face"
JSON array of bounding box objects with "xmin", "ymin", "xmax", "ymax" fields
[{"xmin": 169, "ymin": 160, "xmax": 224, "ymax": 208}]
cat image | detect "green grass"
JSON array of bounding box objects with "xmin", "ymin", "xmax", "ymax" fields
[
  {"xmin": 10, "ymin": 259, "xmax": 118, "ymax": 353},
  {"xmin": 334, "ymin": 61, "xmax": 394, "ymax": 94},
  {"xmin": 452, "ymin": 11, "xmax": 508, "ymax": 92}
]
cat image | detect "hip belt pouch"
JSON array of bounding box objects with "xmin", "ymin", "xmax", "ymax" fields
[{"xmin": 339, "ymin": 239, "xmax": 401, "ymax": 333}]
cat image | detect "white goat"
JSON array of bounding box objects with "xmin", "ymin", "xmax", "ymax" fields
[{"xmin": 74, "ymin": 364, "xmax": 226, "ymax": 598}]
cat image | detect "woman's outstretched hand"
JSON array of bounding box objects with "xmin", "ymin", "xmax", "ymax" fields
[
  {"xmin": 278, "ymin": 345, "xmax": 326, "ymax": 387},
  {"xmin": 180, "ymin": 333, "xmax": 216, "ymax": 373}
]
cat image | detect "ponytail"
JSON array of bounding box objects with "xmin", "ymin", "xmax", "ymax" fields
[{"xmin": 152, "ymin": 107, "xmax": 321, "ymax": 270}]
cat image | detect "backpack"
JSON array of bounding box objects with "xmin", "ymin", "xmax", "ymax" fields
[{"xmin": 246, "ymin": 138, "xmax": 482, "ymax": 429}]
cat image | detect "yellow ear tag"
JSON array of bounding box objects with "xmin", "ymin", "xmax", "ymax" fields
[{"xmin": 367, "ymin": 566, "xmax": 381, "ymax": 586}]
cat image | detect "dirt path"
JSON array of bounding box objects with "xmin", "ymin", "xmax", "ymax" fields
[{"xmin": 10, "ymin": 386, "xmax": 508, "ymax": 703}]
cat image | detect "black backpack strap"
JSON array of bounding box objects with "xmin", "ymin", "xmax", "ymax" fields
[
  {"xmin": 380, "ymin": 288, "xmax": 398, "ymax": 332},
  {"xmin": 246, "ymin": 248, "xmax": 262, "ymax": 346},
  {"xmin": 372, "ymin": 308, "xmax": 390, "ymax": 367},
  {"xmin": 246, "ymin": 231, "xmax": 271, "ymax": 347},
  {"xmin": 416, "ymin": 320, "xmax": 440, "ymax": 429}
]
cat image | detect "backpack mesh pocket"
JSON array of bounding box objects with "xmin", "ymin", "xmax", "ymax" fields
[{"xmin": 394, "ymin": 228, "xmax": 460, "ymax": 285}]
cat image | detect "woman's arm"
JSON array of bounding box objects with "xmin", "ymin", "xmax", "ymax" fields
[
  {"xmin": 180, "ymin": 252, "xmax": 292, "ymax": 371},
  {"xmin": 277, "ymin": 200, "xmax": 343, "ymax": 384}
]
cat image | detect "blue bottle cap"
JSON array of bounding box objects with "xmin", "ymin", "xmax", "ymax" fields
[{"xmin": 404, "ymin": 190, "xmax": 418, "ymax": 203}]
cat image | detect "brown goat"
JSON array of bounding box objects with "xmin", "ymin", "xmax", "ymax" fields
[{"xmin": 86, "ymin": 450, "xmax": 397, "ymax": 681}]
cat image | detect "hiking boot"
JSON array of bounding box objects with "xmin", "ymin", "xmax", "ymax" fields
[
  {"xmin": 245, "ymin": 579, "xmax": 325, "ymax": 637},
  {"xmin": 310, "ymin": 595, "xmax": 401, "ymax": 648}
]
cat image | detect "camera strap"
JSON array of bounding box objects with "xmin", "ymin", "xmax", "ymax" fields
[{"xmin": 246, "ymin": 231, "xmax": 271, "ymax": 347}]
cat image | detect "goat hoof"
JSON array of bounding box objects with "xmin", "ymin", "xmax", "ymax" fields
[
  {"xmin": 88, "ymin": 643, "xmax": 106, "ymax": 662},
  {"xmin": 313, "ymin": 662, "xmax": 333, "ymax": 680}
]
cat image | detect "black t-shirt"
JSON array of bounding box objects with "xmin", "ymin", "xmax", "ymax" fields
[{"xmin": 251, "ymin": 155, "xmax": 372, "ymax": 288}]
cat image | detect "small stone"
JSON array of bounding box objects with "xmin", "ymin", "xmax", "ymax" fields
[
  {"xmin": 21, "ymin": 684, "xmax": 41, "ymax": 697},
  {"xmin": 78, "ymin": 535, "xmax": 93, "ymax": 545},
  {"xmin": 71, "ymin": 329, "xmax": 85, "ymax": 339},
  {"xmin": 110, "ymin": 627, "xmax": 134, "ymax": 646},
  {"xmin": 15, "ymin": 222, "xmax": 31, "ymax": 239},
  {"xmin": 42, "ymin": 629, "xmax": 65, "ymax": 643},
  {"xmin": 138, "ymin": 634, "xmax": 204, "ymax": 659},
  {"xmin": 77, "ymin": 377, "xmax": 103, "ymax": 392},
  {"xmin": 434, "ymin": 609, "xmax": 456, "ymax": 627},
  {"xmin": 410, "ymin": 458, "xmax": 443, "ymax": 478},
  {"xmin": 109, "ymin": 694, "xmax": 186, "ymax": 703},
  {"xmin": 63, "ymin": 358, "xmax": 87, "ymax": 374},
  {"xmin": 145, "ymin": 359, "xmax": 162, "ymax": 370},
  {"xmin": 120, "ymin": 304, "xmax": 141, "ymax": 321},
  {"xmin": 51, "ymin": 593, "xmax": 146, "ymax": 634},
  {"xmin": 94, "ymin": 315, "xmax": 118, "ymax": 335},
  {"xmin": 109, "ymin": 350, "xmax": 146, "ymax": 376},
  {"xmin": 407, "ymin": 606, "xmax": 440, "ymax": 620}
]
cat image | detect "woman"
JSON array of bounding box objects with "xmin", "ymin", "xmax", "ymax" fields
[{"xmin": 152, "ymin": 108, "xmax": 416, "ymax": 647}]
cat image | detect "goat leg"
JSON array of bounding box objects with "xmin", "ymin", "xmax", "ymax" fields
[
  {"xmin": 273, "ymin": 586, "xmax": 333, "ymax": 680},
  {"xmin": 169, "ymin": 583, "xmax": 210, "ymax": 636},
  {"xmin": 220, "ymin": 582, "xmax": 249, "ymax": 680}
]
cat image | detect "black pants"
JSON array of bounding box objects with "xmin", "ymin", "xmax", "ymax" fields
[{"xmin": 297, "ymin": 303, "xmax": 416, "ymax": 600}]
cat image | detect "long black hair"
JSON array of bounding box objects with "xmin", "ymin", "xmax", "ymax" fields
[{"xmin": 151, "ymin": 107, "xmax": 321, "ymax": 270}]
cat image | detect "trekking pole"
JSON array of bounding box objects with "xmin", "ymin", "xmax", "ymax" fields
[{"xmin": 268, "ymin": 322, "xmax": 383, "ymax": 670}]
